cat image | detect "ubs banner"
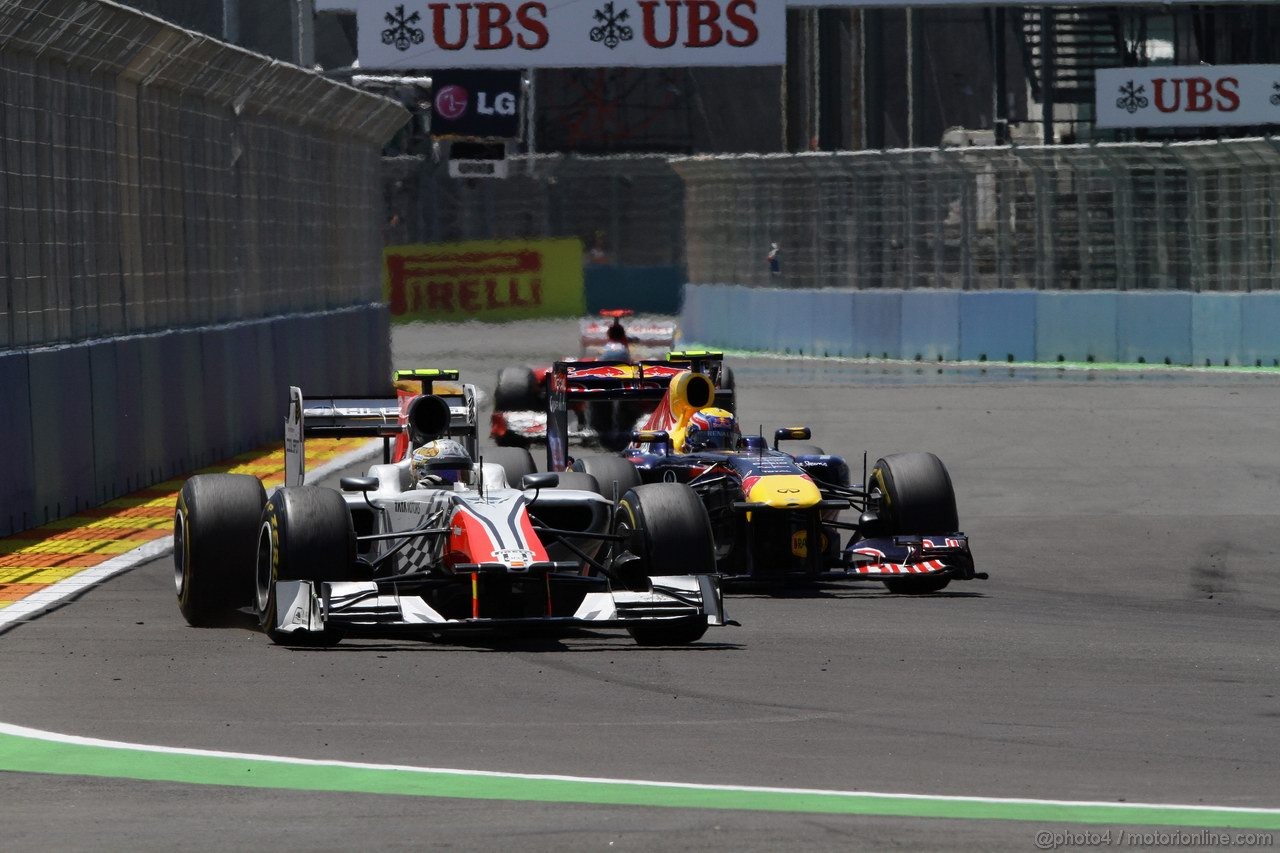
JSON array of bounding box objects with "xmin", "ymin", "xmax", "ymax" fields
[
  {"xmin": 357, "ymin": 1, "xmax": 785, "ymax": 69},
  {"xmin": 384, "ymin": 238, "xmax": 585, "ymax": 322},
  {"xmin": 1097, "ymin": 65, "xmax": 1280, "ymax": 128}
]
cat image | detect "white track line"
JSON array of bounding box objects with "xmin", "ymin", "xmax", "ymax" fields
[{"xmin": 1, "ymin": 719, "xmax": 1278, "ymax": 817}]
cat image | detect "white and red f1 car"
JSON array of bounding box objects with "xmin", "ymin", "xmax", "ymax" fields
[{"xmin": 173, "ymin": 370, "xmax": 727, "ymax": 647}]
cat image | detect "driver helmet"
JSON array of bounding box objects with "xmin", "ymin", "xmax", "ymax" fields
[
  {"xmin": 601, "ymin": 340, "xmax": 630, "ymax": 362},
  {"xmin": 685, "ymin": 407, "xmax": 741, "ymax": 451},
  {"xmin": 411, "ymin": 439, "xmax": 474, "ymax": 487}
]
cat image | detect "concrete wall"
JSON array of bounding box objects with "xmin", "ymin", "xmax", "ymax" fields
[
  {"xmin": 0, "ymin": 305, "xmax": 390, "ymax": 537},
  {"xmin": 681, "ymin": 285, "xmax": 1280, "ymax": 368}
]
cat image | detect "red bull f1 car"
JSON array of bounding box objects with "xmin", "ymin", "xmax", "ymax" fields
[
  {"xmin": 490, "ymin": 311, "xmax": 735, "ymax": 451},
  {"xmin": 546, "ymin": 356, "xmax": 984, "ymax": 593},
  {"xmin": 173, "ymin": 370, "xmax": 726, "ymax": 646}
]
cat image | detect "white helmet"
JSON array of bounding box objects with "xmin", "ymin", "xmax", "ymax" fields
[
  {"xmin": 411, "ymin": 439, "xmax": 474, "ymax": 487},
  {"xmin": 601, "ymin": 341, "xmax": 630, "ymax": 362}
]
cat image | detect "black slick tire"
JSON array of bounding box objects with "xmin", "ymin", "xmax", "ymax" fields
[
  {"xmin": 571, "ymin": 455, "xmax": 642, "ymax": 498},
  {"xmin": 485, "ymin": 447, "xmax": 537, "ymax": 488},
  {"xmin": 174, "ymin": 474, "xmax": 266, "ymax": 627},
  {"xmin": 614, "ymin": 483, "xmax": 715, "ymax": 645},
  {"xmin": 494, "ymin": 366, "xmax": 538, "ymax": 411},
  {"xmin": 255, "ymin": 486, "xmax": 355, "ymax": 646},
  {"xmin": 871, "ymin": 453, "xmax": 958, "ymax": 595}
]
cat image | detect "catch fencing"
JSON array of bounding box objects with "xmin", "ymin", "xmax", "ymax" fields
[
  {"xmin": 0, "ymin": 0, "xmax": 408, "ymax": 350},
  {"xmin": 672, "ymin": 139, "xmax": 1280, "ymax": 290},
  {"xmin": 385, "ymin": 153, "xmax": 686, "ymax": 267}
]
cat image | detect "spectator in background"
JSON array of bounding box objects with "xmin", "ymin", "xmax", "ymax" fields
[
  {"xmin": 767, "ymin": 242, "xmax": 781, "ymax": 276},
  {"xmin": 587, "ymin": 230, "xmax": 608, "ymax": 265}
]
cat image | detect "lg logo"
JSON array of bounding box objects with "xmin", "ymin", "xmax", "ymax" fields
[
  {"xmin": 434, "ymin": 85, "xmax": 518, "ymax": 120},
  {"xmin": 434, "ymin": 85, "xmax": 468, "ymax": 120}
]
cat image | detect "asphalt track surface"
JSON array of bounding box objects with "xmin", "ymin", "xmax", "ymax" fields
[{"xmin": 2, "ymin": 319, "xmax": 1279, "ymax": 851}]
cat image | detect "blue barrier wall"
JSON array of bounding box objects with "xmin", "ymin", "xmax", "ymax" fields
[
  {"xmin": 681, "ymin": 285, "xmax": 1277, "ymax": 369},
  {"xmin": 1242, "ymin": 293, "xmax": 1280, "ymax": 367},
  {"xmin": 1, "ymin": 305, "xmax": 389, "ymax": 536},
  {"xmin": 1035, "ymin": 292, "xmax": 1118, "ymax": 363},
  {"xmin": 0, "ymin": 350, "xmax": 35, "ymax": 535},
  {"xmin": 960, "ymin": 292, "xmax": 1038, "ymax": 362}
]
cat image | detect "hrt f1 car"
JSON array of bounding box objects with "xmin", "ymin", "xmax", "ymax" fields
[
  {"xmin": 547, "ymin": 357, "xmax": 984, "ymax": 594},
  {"xmin": 173, "ymin": 373, "xmax": 726, "ymax": 646}
]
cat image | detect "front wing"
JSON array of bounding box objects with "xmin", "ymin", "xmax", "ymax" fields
[
  {"xmin": 844, "ymin": 535, "xmax": 980, "ymax": 580},
  {"xmin": 269, "ymin": 575, "xmax": 726, "ymax": 638}
]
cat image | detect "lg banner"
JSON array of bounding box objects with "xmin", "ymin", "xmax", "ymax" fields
[
  {"xmin": 1097, "ymin": 65, "xmax": 1280, "ymax": 128},
  {"xmin": 431, "ymin": 69, "xmax": 523, "ymax": 137},
  {"xmin": 384, "ymin": 239, "xmax": 585, "ymax": 322},
  {"xmin": 356, "ymin": 1, "xmax": 785, "ymax": 69}
]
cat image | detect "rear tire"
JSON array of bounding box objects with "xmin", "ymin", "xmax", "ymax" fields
[
  {"xmin": 494, "ymin": 367, "xmax": 538, "ymax": 411},
  {"xmin": 174, "ymin": 474, "xmax": 266, "ymax": 627},
  {"xmin": 485, "ymin": 447, "xmax": 537, "ymax": 488},
  {"xmin": 614, "ymin": 484, "xmax": 715, "ymax": 645},
  {"xmin": 255, "ymin": 487, "xmax": 355, "ymax": 646},
  {"xmin": 871, "ymin": 453, "xmax": 958, "ymax": 595},
  {"xmin": 552, "ymin": 472, "xmax": 600, "ymax": 492},
  {"xmin": 571, "ymin": 455, "xmax": 642, "ymax": 498}
]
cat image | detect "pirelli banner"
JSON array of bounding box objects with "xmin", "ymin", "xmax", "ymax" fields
[
  {"xmin": 1097, "ymin": 65, "xmax": 1280, "ymax": 128},
  {"xmin": 384, "ymin": 238, "xmax": 585, "ymax": 322},
  {"xmin": 356, "ymin": 1, "xmax": 784, "ymax": 69}
]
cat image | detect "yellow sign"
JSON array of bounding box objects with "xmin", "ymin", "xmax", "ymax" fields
[{"xmin": 384, "ymin": 238, "xmax": 585, "ymax": 323}]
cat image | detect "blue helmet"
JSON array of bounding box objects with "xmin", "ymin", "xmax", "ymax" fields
[{"xmin": 685, "ymin": 408, "xmax": 740, "ymax": 451}]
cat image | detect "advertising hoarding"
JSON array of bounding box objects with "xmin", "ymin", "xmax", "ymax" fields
[
  {"xmin": 384, "ymin": 239, "xmax": 586, "ymax": 322},
  {"xmin": 1096, "ymin": 65, "xmax": 1280, "ymax": 129},
  {"xmin": 355, "ymin": 1, "xmax": 785, "ymax": 69},
  {"xmin": 430, "ymin": 69, "xmax": 523, "ymax": 137}
]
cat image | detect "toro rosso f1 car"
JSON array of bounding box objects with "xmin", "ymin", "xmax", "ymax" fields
[
  {"xmin": 548, "ymin": 355, "xmax": 984, "ymax": 594},
  {"xmin": 491, "ymin": 311, "xmax": 735, "ymax": 451},
  {"xmin": 173, "ymin": 372, "xmax": 726, "ymax": 646}
]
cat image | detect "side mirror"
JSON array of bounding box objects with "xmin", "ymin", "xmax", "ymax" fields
[
  {"xmin": 522, "ymin": 472, "xmax": 560, "ymax": 491},
  {"xmin": 340, "ymin": 476, "xmax": 380, "ymax": 493},
  {"xmin": 632, "ymin": 429, "xmax": 670, "ymax": 445},
  {"xmin": 857, "ymin": 510, "xmax": 889, "ymax": 539},
  {"xmin": 773, "ymin": 426, "xmax": 812, "ymax": 449}
]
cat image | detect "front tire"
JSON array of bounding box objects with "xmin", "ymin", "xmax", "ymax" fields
[
  {"xmin": 255, "ymin": 487, "xmax": 355, "ymax": 646},
  {"xmin": 870, "ymin": 453, "xmax": 958, "ymax": 594},
  {"xmin": 870, "ymin": 452, "xmax": 958, "ymax": 535},
  {"xmin": 614, "ymin": 484, "xmax": 715, "ymax": 645},
  {"xmin": 883, "ymin": 576, "xmax": 951, "ymax": 595},
  {"xmin": 174, "ymin": 474, "xmax": 266, "ymax": 627}
]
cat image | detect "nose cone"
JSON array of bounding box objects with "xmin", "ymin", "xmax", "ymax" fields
[{"xmin": 746, "ymin": 475, "xmax": 822, "ymax": 508}]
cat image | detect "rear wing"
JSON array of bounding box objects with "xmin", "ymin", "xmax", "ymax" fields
[
  {"xmin": 546, "ymin": 354, "xmax": 733, "ymax": 472},
  {"xmin": 394, "ymin": 369, "xmax": 479, "ymax": 458},
  {"xmin": 285, "ymin": 372, "xmax": 479, "ymax": 486}
]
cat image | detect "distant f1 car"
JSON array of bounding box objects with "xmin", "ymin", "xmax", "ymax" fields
[
  {"xmin": 490, "ymin": 312, "xmax": 735, "ymax": 451},
  {"xmin": 545, "ymin": 356, "xmax": 984, "ymax": 594},
  {"xmin": 173, "ymin": 370, "xmax": 726, "ymax": 646}
]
